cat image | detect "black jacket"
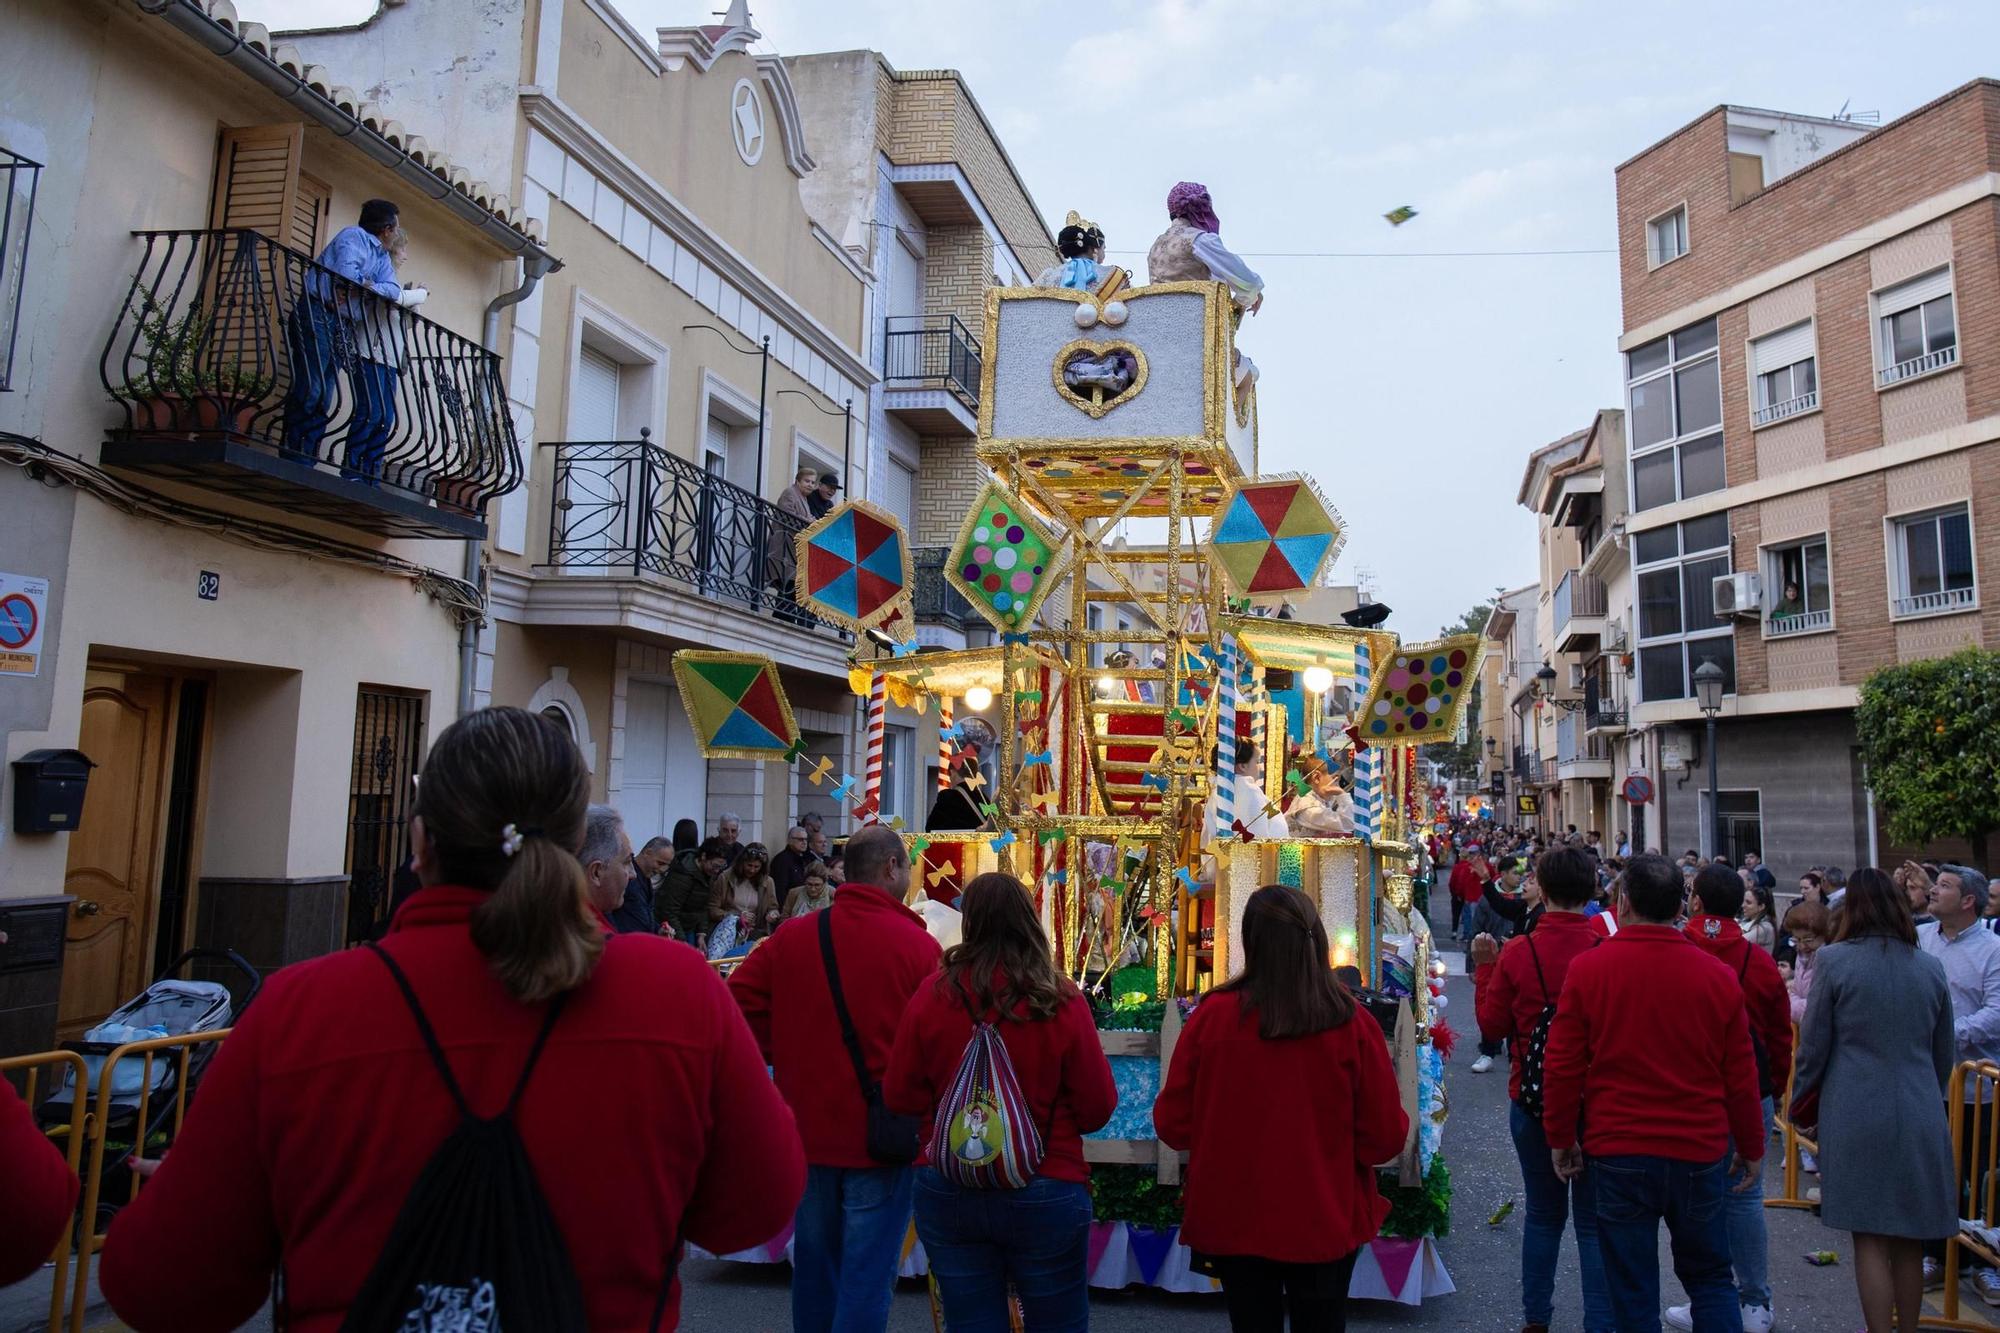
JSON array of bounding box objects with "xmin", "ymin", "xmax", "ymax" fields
[
  {"xmin": 770, "ymin": 848, "xmax": 816, "ymax": 896},
  {"xmin": 609, "ymin": 874, "xmax": 660, "ymax": 935},
  {"xmin": 654, "ymin": 849, "xmax": 714, "ymax": 941}
]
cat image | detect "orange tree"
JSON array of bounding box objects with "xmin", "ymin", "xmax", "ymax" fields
[{"xmin": 1855, "ymin": 647, "xmax": 2000, "ymax": 868}]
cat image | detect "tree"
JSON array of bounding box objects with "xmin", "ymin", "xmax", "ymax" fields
[
  {"xmin": 1855, "ymin": 647, "xmax": 2000, "ymax": 867},
  {"xmin": 1419, "ymin": 594, "xmax": 1504, "ymax": 786}
]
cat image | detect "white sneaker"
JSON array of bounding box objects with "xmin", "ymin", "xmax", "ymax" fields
[
  {"xmin": 1976, "ymin": 1268, "xmax": 2000, "ymax": 1307},
  {"xmin": 1924, "ymin": 1257, "xmax": 1945, "ymax": 1290},
  {"xmin": 1663, "ymin": 1305, "xmax": 1693, "ymax": 1331},
  {"xmin": 1740, "ymin": 1302, "xmax": 1775, "ymax": 1332},
  {"xmin": 1798, "ymin": 1149, "xmax": 1818, "ymax": 1175},
  {"xmin": 1470, "ymin": 1054, "xmax": 1495, "ymax": 1073}
]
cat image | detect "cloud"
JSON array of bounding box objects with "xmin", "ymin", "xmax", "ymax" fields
[{"xmin": 1381, "ymin": 0, "xmax": 1570, "ymax": 47}]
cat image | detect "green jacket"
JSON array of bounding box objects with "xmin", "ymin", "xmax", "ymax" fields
[{"xmin": 655, "ymin": 849, "xmax": 713, "ymax": 942}]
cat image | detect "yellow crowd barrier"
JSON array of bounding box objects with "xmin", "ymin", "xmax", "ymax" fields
[
  {"xmin": 1935, "ymin": 1059, "xmax": 2000, "ymax": 1330},
  {"xmin": 1766, "ymin": 1024, "xmax": 1819, "ymax": 1212},
  {"xmin": 8, "ymin": 1030, "xmax": 232, "ymax": 1333}
]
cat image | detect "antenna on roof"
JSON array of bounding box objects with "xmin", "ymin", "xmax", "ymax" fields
[{"xmin": 1832, "ymin": 99, "xmax": 1881, "ymax": 124}]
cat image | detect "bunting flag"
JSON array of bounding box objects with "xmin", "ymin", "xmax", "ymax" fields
[
  {"xmin": 794, "ymin": 499, "xmax": 915, "ymax": 633},
  {"xmin": 1353, "ymin": 638, "xmax": 1382, "ymax": 838},
  {"xmin": 670, "ymin": 651, "xmax": 801, "ymax": 760}
]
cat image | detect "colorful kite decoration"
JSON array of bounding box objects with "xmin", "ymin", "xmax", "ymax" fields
[
  {"xmin": 1358, "ymin": 634, "xmax": 1485, "ymax": 743},
  {"xmin": 1383, "ymin": 205, "xmax": 1418, "ymax": 226},
  {"xmin": 670, "ymin": 651, "xmax": 802, "ymax": 760},
  {"xmin": 1207, "ymin": 473, "xmax": 1345, "ymax": 598},
  {"xmin": 794, "ymin": 499, "xmax": 915, "ymax": 633},
  {"xmin": 945, "ymin": 481, "xmax": 1068, "ymax": 632}
]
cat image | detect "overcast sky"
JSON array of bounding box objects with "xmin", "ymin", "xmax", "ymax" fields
[{"xmin": 268, "ymin": 0, "xmax": 2000, "ymax": 636}]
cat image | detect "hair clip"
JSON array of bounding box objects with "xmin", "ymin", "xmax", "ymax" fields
[{"xmin": 500, "ymin": 823, "xmax": 544, "ymax": 857}]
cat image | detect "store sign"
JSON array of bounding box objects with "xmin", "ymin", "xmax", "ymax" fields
[{"xmin": 1516, "ymin": 793, "xmax": 1539, "ymax": 816}]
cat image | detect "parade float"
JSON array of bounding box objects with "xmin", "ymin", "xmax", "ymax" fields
[{"xmin": 673, "ymin": 193, "xmax": 1468, "ymax": 1304}]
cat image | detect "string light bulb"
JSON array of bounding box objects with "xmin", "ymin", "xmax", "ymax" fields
[
  {"xmin": 1303, "ymin": 665, "xmax": 1335, "ymax": 695},
  {"xmin": 963, "ymin": 685, "xmax": 993, "ymax": 711}
]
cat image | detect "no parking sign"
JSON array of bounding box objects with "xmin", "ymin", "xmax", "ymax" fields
[{"xmin": 0, "ymin": 572, "xmax": 48, "ymax": 677}]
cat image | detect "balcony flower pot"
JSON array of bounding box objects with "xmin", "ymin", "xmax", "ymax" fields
[
  {"xmin": 129, "ymin": 392, "xmax": 261, "ymax": 437},
  {"xmin": 124, "ymin": 301, "xmax": 271, "ymax": 438},
  {"xmin": 434, "ymin": 474, "xmax": 483, "ymax": 516}
]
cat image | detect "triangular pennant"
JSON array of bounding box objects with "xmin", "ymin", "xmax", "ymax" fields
[
  {"xmin": 811, "ymin": 510, "xmax": 857, "ymax": 563},
  {"xmin": 1127, "ymin": 1226, "xmax": 1175, "ymax": 1286},
  {"xmin": 1372, "ymin": 1238, "xmax": 1421, "ymax": 1298},
  {"xmin": 1085, "ymin": 1222, "xmax": 1116, "ymax": 1279},
  {"xmin": 711, "ymin": 707, "xmax": 786, "ymax": 752}
]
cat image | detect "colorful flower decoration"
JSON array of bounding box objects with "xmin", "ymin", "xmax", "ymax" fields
[
  {"xmin": 670, "ymin": 650, "xmax": 801, "ymax": 760},
  {"xmin": 1207, "ymin": 473, "xmax": 1345, "ymax": 598},
  {"xmin": 1358, "ymin": 634, "xmax": 1485, "ymax": 743},
  {"xmin": 793, "ymin": 498, "xmax": 914, "ymax": 633},
  {"xmin": 945, "ymin": 481, "xmax": 1067, "ymax": 632}
]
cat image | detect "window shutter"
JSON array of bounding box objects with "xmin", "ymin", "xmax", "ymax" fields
[
  {"xmin": 291, "ymin": 171, "xmax": 330, "ymax": 256},
  {"xmin": 704, "ymin": 416, "xmax": 733, "ymax": 477},
  {"xmin": 1878, "ymin": 268, "xmax": 1952, "ymax": 315},
  {"xmin": 572, "ymin": 346, "xmax": 622, "ymax": 440},
  {"xmin": 1752, "ymin": 321, "xmax": 1814, "ymax": 374},
  {"xmin": 210, "ymin": 124, "xmax": 307, "ymax": 247},
  {"xmin": 881, "ymin": 458, "xmax": 915, "ymax": 526}
]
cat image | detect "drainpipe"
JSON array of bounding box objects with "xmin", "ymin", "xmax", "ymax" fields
[
  {"xmin": 1862, "ymin": 760, "xmax": 1881, "ymax": 868},
  {"xmin": 457, "ymin": 256, "xmax": 557, "ymax": 719}
]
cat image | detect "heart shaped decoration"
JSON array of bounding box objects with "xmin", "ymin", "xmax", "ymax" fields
[{"xmin": 1053, "ymin": 339, "xmax": 1148, "ymax": 419}]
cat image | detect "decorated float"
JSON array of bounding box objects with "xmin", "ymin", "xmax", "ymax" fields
[{"xmin": 675, "ymin": 193, "xmax": 1470, "ymax": 1304}]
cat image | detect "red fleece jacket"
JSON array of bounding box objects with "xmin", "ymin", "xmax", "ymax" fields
[
  {"xmin": 730, "ymin": 882, "xmax": 942, "ymax": 1167},
  {"xmin": 1473, "ymin": 910, "xmax": 1602, "ymax": 1103},
  {"xmin": 1541, "ymin": 923, "xmax": 1764, "ymax": 1164},
  {"xmin": 1683, "ymin": 915, "xmax": 1794, "ymax": 1094},
  {"xmin": 1, "ymin": 1076, "xmax": 78, "ymax": 1284}
]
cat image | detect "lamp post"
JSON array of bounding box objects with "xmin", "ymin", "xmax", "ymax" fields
[{"xmin": 1693, "ymin": 657, "xmax": 1725, "ymax": 861}]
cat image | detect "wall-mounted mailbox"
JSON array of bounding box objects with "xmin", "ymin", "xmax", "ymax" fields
[{"xmin": 11, "ymin": 749, "xmax": 94, "ymax": 834}]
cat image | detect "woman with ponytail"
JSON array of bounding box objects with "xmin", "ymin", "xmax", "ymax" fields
[
  {"xmin": 100, "ymin": 707, "xmax": 804, "ymax": 1331},
  {"xmin": 1155, "ymin": 886, "xmax": 1408, "ymax": 1332}
]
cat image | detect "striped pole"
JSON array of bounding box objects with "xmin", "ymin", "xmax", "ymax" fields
[
  {"xmin": 1213, "ymin": 634, "xmax": 1239, "ymax": 842},
  {"xmin": 862, "ymin": 669, "xmax": 886, "ymax": 825},
  {"xmin": 1354, "ymin": 639, "xmax": 1382, "ymax": 839},
  {"xmin": 936, "ymin": 698, "xmax": 955, "ymax": 792}
]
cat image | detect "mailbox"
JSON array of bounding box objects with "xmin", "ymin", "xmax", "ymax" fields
[{"xmin": 11, "ymin": 749, "xmax": 94, "ymax": 834}]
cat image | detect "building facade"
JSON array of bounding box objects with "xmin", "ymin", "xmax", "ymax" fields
[
  {"xmin": 1479, "ymin": 583, "xmax": 1541, "ymax": 828},
  {"xmin": 1615, "ymin": 84, "xmax": 2000, "ymax": 874},
  {"xmin": 0, "ymin": 0, "xmax": 549, "ymax": 1054},
  {"xmin": 291, "ymin": 0, "xmax": 883, "ymax": 849}
]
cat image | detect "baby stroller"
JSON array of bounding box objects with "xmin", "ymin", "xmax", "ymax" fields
[{"xmin": 38, "ymin": 948, "xmax": 260, "ymax": 1221}]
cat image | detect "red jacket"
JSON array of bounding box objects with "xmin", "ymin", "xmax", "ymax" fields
[
  {"xmin": 1473, "ymin": 910, "xmax": 1601, "ymax": 1103},
  {"xmin": 884, "ymin": 975, "xmax": 1117, "ymax": 1183},
  {"xmin": 1154, "ymin": 990, "xmax": 1407, "ymax": 1263},
  {"xmin": 1541, "ymin": 923, "xmax": 1764, "ymax": 1165},
  {"xmin": 1683, "ymin": 915, "xmax": 1794, "ymax": 1094},
  {"xmin": 1, "ymin": 1076, "xmax": 77, "ymax": 1284},
  {"xmin": 731, "ymin": 882, "xmax": 942, "ymax": 1167},
  {"xmin": 98, "ymin": 887, "xmax": 803, "ymax": 1332},
  {"xmin": 1450, "ymin": 860, "xmax": 1490, "ymax": 906}
]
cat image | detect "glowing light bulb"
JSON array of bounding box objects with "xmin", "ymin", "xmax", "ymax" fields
[
  {"xmin": 963, "ymin": 685, "xmax": 993, "ymax": 711},
  {"xmin": 1096, "ymin": 674, "xmax": 1119, "ymax": 698},
  {"xmin": 1303, "ymin": 665, "xmax": 1335, "ymax": 695}
]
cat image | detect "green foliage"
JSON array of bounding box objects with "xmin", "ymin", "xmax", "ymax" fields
[
  {"xmin": 129, "ymin": 296, "xmax": 273, "ymax": 402},
  {"xmin": 1855, "ymin": 648, "xmax": 2000, "ymax": 863},
  {"xmin": 1379, "ymin": 1156, "xmax": 1453, "ymax": 1239},
  {"xmin": 1089, "ymin": 1163, "xmax": 1185, "ymax": 1230}
]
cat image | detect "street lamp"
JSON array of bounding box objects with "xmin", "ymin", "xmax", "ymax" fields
[{"xmin": 1693, "ymin": 657, "xmax": 1725, "ymax": 860}]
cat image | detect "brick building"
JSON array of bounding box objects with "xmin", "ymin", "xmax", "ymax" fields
[{"xmin": 1615, "ymin": 82, "xmax": 2000, "ymax": 875}]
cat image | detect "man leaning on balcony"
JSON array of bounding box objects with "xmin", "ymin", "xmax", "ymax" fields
[{"xmin": 281, "ymin": 198, "xmax": 428, "ymax": 481}]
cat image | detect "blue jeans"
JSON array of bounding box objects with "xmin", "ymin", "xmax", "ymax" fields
[
  {"xmin": 1590, "ymin": 1152, "xmax": 1739, "ymax": 1333},
  {"xmin": 342, "ymin": 360, "xmax": 398, "ymax": 483},
  {"xmin": 1718, "ymin": 1098, "xmax": 1773, "ymax": 1307},
  {"xmin": 1510, "ymin": 1101, "xmax": 1613, "ymax": 1331},
  {"xmin": 792, "ymin": 1163, "xmax": 914, "ymax": 1333},
  {"xmin": 913, "ymin": 1171, "xmax": 1092, "ymax": 1333},
  {"xmin": 282, "ymin": 300, "xmax": 342, "ymax": 458}
]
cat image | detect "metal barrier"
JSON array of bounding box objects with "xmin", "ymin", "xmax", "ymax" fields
[
  {"xmin": 1, "ymin": 1050, "xmax": 89, "ymax": 1333},
  {"xmin": 1765, "ymin": 1026, "xmax": 1820, "ymax": 1213},
  {"xmin": 1937, "ymin": 1060, "xmax": 2000, "ymax": 1330}
]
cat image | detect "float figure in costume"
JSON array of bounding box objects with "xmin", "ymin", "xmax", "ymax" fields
[
  {"xmin": 1147, "ymin": 181, "xmax": 1264, "ymax": 386},
  {"xmin": 1036, "ymin": 212, "xmax": 1116, "ymax": 292}
]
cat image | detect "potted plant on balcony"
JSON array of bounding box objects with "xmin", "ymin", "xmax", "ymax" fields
[{"xmin": 125, "ymin": 295, "xmax": 273, "ymax": 437}]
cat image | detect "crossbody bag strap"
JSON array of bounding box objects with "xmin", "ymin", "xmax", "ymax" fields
[
  {"xmin": 1525, "ymin": 935, "xmax": 1551, "ymax": 1008},
  {"xmin": 367, "ymin": 941, "xmax": 567, "ymax": 1121},
  {"xmin": 818, "ymin": 908, "xmax": 878, "ymax": 1102}
]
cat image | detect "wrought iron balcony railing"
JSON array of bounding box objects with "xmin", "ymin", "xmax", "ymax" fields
[
  {"xmin": 1557, "ymin": 711, "xmax": 1612, "ymax": 765},
  {"xmin": 1582, "ymin": 677, "xmax": 1627, "ymax": 732},
  {"xmin": 883, "ymin": 314, "xmax": 981, "ymax": 409},
  {"xmin": 0, "ymin": 146, "xmax": 41, "ymax": 393},
  {"xmin": 99, "ymin": 229, "xmax": 520, "ymax": 538},
  {"xmin": 912, "ymin": 546, "xmax": 979, "ymax": 630},
  {"xmin": 543, "ymin": 434, "xmax": 843, "ymax": 635}
]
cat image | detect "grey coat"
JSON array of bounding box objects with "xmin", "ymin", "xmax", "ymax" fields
[{"xmin": 1793, "ymin": 935, "xmax": 1957, "ymax": 1239}]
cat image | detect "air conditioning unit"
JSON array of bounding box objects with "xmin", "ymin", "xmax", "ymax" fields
[{"xmin": 1711, "ymin": 571, "xmax": 1761, "ymax": 619}]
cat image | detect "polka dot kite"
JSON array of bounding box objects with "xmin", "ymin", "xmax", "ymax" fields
[
  {"xmin": 945, "ymin": 480, "xmax": 1066, "ymax": 632},
  {"xmin": 1359, "ymin": 633, "xmax": 1486, "ymax": 741}
]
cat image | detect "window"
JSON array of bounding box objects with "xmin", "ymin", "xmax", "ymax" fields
[
  {"xmin": 1635, "ymin": 514, "xmax": 1735, "ymax": 703},
  {"xmin": 879, "ymin": 724, "xmax": 915, "ymax": 826},
  {"xmin": 1648, "ymin": 206, "xmax": 1688, "ymax": 267},
  {"xmin": 0, "ymin": 146, "xmax": 41, "ymax": 392},
  {"xmin": 1763, "ymin": 536, "xmax": 1831, "ymax": 636},
  {"xmin": 1890, "ymin": 504, "xmax": 1976, "ymax": 618},
  {"xmin": 1627, "ymin": 318, "xmax": 1724, "ymax": 511},
  {"xmin": 1750, "ymin": 321, "xmax": 1817, "ymax": 426},
  {"xmin": 1876, "ymin": 269, "xmax": 1957, "ymax": 386},
  {"xmin": 1698, "ymin": 790, "xmax": 1762, "ymax": 864}
]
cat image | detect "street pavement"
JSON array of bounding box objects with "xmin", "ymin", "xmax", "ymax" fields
[{"xmin": 0, "ymin": 897, "xmax": 1904, "ymax": 1331}]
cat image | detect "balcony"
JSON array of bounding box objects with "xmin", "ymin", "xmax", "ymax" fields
[
  {"xmin": 882, "ymin": 314, "xmax": 981, "ymax": 436},
  {"xmin": 542, "ymin": 436, "xmax": 844, "ymax": 637},
  {"xmin": 1556, "ymin": 712, "xmax": 1612, "ymax": 780},
  {"xmin": 1512, "ymin": 746, "xmax": 1545, "ymax": 786},
  {"xmin": 1879, "ymin": 344, "xmax": 1957, "ymax": 388},
  {"xmin": 1752, "ymin": 390, "xmax": 1817, "ymax": 427},
  {"xmin": 1892, "ymin": 586, "xmax": 1976, "ymax": 620},
  {"xmin": 1766, "ymin": 607, "xmax": 1833, "ymax": 637},
  {"xmin": 911, "ymin": 546, "xmax": 981, "ymax": 645},
  {"xmin": 0, "ymin": 146, "xmax": 41, "ymax": 392},
  {"xmin": 1553, "ymin": 570, "xmax": 1608, "ymax": 652},
  {"xmin": 99, "ymin": 230, "xmax": 517, "ymax": 539},
  {"xmin": 1582, "ymin": 678, "xmax": 1628, "ymax": 734}
]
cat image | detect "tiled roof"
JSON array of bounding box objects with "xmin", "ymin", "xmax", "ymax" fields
[{"xmin": 157, "ymin": 0, "xmax": 545, "ymax": 247}]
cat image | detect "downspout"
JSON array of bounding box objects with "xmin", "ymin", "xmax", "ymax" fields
[{"xmin": 459, "ymin": 256, "xmax": 556, "ymax": 719}]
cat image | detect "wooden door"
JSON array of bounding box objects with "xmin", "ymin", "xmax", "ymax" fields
[{"xmin": 57, "ymin": 669, "xmax": 175, "ymax": 1037}]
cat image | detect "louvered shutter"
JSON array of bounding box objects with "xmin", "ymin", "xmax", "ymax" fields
[
  {"xmin": 210, "ymin": 124, "xmax": 306, "ymax": 244},
  {"xmin": 1879, "ymin": 268, "xmax": 1953, "ymax": 314},
  {"xmin": 1751, "ymin": 322, "xmax": 1814, "ymax": 374},
  {"xmin": 573, "ymin": 347, "xmax": 621, "ymax": 439}
]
